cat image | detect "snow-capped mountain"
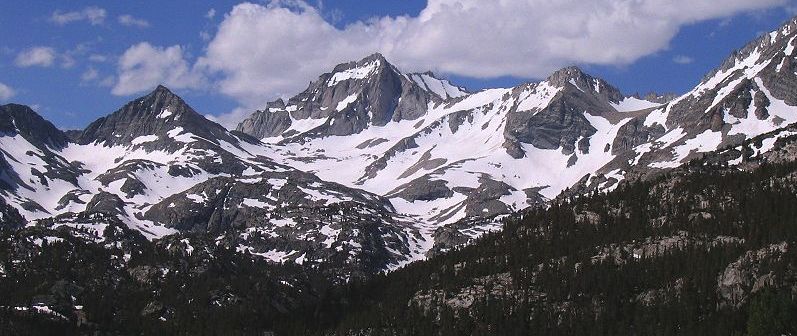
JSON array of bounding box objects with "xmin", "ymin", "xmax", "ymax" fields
[
  {"xmin": 3, "ymin": 17, "xmax": 797, "ymax": 277},
  {"xmin": 568, "ymin": 16, "xmax": 797, "ymax": 194},
  {"xmin": 0, "ymin": 87, "xmax": 429, "ymax": 278},
  {"xmin": 237, "ymin": 17, "xmax": 797, "ymax": 228},
  {"xmin": 236, "ymin": 53, "xmax": 467, "ymax": 141},
  {"xmin": 235, "ymin": 55, "xmax": 662, "ymax": 228}
]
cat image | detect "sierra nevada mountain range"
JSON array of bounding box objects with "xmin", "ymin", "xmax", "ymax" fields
[{"xmin": 2, "ymin": 17, "xmax": 797, "ymax": 276}]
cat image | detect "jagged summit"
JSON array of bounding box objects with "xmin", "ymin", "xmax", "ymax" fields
[
  {"xmin": 0, "ymin": 103, "xmax": 69, "ymax": 150},
  {"xmin": 237, "ymin": 53, "xmax": 469, "ymax": 140},
  {"xmin": 705, "ymin": 16, "xmax": 797, "ymax": 84},
  {"xmin": 544, "ymin": 65, "xmax": 624, "ymax": 104},
  {"xmin": 653, "ymin": 14, "xmax": 797, "ymax": 139},
  {"xmin": 545, "ymin": 65, "xmax": 586, "ymax": 81},
  {"xmin": 76, "ymin": 85, "xmax": 235, "ymax": 148},
  {"xmin": 332, "ymin": 53, "xmax": 388, "ymax": 70}
]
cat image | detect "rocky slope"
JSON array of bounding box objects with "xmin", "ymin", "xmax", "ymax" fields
[
  {"xmin": 237, "ymin": 57, "xmax": 661, "ymax": 229},
  {"xmin": 0, "ymin": 87, "xmax": 429, "ymax": 278},
  {"xmin": 236, "ymin": 53, "xmax": 467, "ymax": 140},
  {"xmin": 570, "ymin": 16, "xmax": 797, "ymax": 193}
]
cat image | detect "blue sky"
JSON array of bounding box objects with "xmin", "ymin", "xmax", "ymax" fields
[{"xmin": 0, "ymin": 0, "xmax": 794, "ymax": 129}]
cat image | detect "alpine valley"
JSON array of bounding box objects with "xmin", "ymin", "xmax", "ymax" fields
[{"xmin": 3, "ymin": 15, "xmax": 797, "ymax": 336}]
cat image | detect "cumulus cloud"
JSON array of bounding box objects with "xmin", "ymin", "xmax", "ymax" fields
[
  {"xmin": 198, "ymin": 0, "xmax": 789, "ymax": 107},
  {"xmin": 197, "ymin": 2, "xmax": 381, "ymax": 105},
  {"xmin": 206, "ymin": 9, "xmax": 217, "ymax": 19},
  {"xmin": 50, "ymin": 6, "xmax": 107, "ymax": 25},
  {"xmin": 118, "ymin": 14, "xmax": 150, "ymax": 28},
  {"xmin": 15, "ymin": 47, "xmax": 57, "ymax": 67},
  {"xmin": 673, "ymin": 55, "xmax": 695, "ymax": 64},
  {"xmin": 112, "ymin": 42, "xmax": 205, "ymax": 96},
  {"xmin": 0, "ymin": 82, "xmax": 15, "ymax": 101}
]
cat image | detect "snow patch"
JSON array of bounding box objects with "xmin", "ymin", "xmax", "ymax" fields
[
  {"xmin": 157, "ymin": 108, "xmax": 173, "ymax": 119},
  {"xmin": 328, "ymin": 60, "xmax": 380, "ymax": 87},
  {"xmin": 336, "ymin": 94, "xmax": 358, "ymax": 111},
  {"xmin": 611, "ymin": 97, "xmax": 661, "ymax": 112},
  {"xmin": 131, "ymin": 135, "xmax": 159, "ymax": 145}
]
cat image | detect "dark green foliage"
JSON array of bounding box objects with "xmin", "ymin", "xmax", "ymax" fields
[
  {"xmin": 746, "ymin": 289, "xmax": 797, "ymax": 336},
  {"xmin": 0, "ymin": 227, "xmax": 328, "ymax": 335}
]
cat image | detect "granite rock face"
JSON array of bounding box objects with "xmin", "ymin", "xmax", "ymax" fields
[
  {"xmin": 503, "ymin": 67, "xmax": 625, "ymax": 158},
  {"xmin": 144, "ymin": 170, "xmax": 422, "ymax": 277},
  {"xmin": 0, "ymin": 104, "xmax": 69, "ymax": 150},
  {"xmin": 76, "ymin": 85, "xmax": 241, "ymax": 150},
  {"xmin": 236, "ymin": 53, "xmax": 467, "ymax": 141}
]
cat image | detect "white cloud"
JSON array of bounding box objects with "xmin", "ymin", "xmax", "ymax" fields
[
  {"xmin": 50, "ymin": 6, "xmax": 107, "ymax": 25},
  {"xmin": 0, "ymin": 82, "xmax": 15, "ymax": 101},
  {"xmin": 118, "ymin": 14, "xmax": 150, "ymax": 28},
  {"xmin": 99, "ymin": 76, "xmax": 115, "ymax": 88},
  {"xmin": 206, "ymin": 9, "xmax": 217, "ymax": 19},
  {"xmin": 197, "ymin": 2, "xmax": 378, "ymax": 105},
  {"xmin": 673, "ymin": 55, "xmax": 695, "ymax": 64},
  {"xmin": 81, "ymin": 67, "xmax": 99, "ymax": 82},
  {"xmin": 112, "ymin": 42, "xmax": 205, "ymax": 96},
  {"xmin": 205, "ymin": 107, "xmax": 254, "ymax": 129},
  {"xmin": 15, "ymin": 47, "xmax": 57, "ymax": 67},
  {"xmin": 88, "ymin": 54, "xmax": 108, "ymax": 63},
  {"xmin": 198, "ymin": 0, "xmax": 789, "ymax": 107}
]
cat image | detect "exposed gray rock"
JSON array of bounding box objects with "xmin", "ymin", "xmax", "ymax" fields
[
  {"xmin": 0, "ymin": 104, "xmax": 69, "ymax": 150},
  {"xmin": 76, "ymin": 85, "xmax": 240, "ymax": 150},
  {"xmin": 503, "ymin": 67, "xmax": 624, "ymax": 158},
  {"xmin": 236, "ymin": 53, "xmax": 466, "ymax": 142},
  {"xmin": 144, "ymin": 170, "xmax": 420, "ymax": 278},
  {"xmin": 386, "ymin": 176, "xmax": 453, "ymax": 202},
  {"xmin": 235, "ymin": 106, "xmax": 292, "ymax": 139},
  {"xmin": 85, "ymin": 192, "xmax": 127, "ymax": 216},
  {"xmin": 717, "ymin": 242, "xmax": 791, "ymax": 307},
  {"xmin": 612, "ymin": 117, "xmax": 666, "ymax": 155}
]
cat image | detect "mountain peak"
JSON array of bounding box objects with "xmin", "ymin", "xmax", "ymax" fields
[
  {"xmin": 362, "ymin": 52, "xmax": 388, "ymax": 63},
  {"xmin": 330, "ymin": 53, "xmax": 391, "ymax": 76},
  {"xmin": 0, "ymin": 104, "xmax": 68, "ymax": 150},
  {"xmin": 153, "ymin": 84, "xmax": 174, "ymax": 95},
  {"xmin": 76, "ymin": 86, "xmax": 234, "ymax": 148},
  {"xmin": 545, "ymin": 66, "xmax": 589, "ymax": 84},
  {"xmin": 704, "ymin": 16, "xmax": 797, "ymax": 84},
  {"xmin": 237, "ymin": 52, "xmax": 470, "ymax": 140},
  {"xmin": 543, "ymin": 66, "xmax": 624, "ymax": 103}
]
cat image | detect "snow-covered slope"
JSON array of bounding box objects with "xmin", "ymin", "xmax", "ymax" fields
[
  {"xmin": 240, "ymin": 61, "xmax": 658, "ymax": 231},
  {"xmin": 0, "ymin": 88, "xmax": 428, "ymax": 277},
  {"xmin": 567, "ymin": 17, "xmax": 797, "ymax": 194}
]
